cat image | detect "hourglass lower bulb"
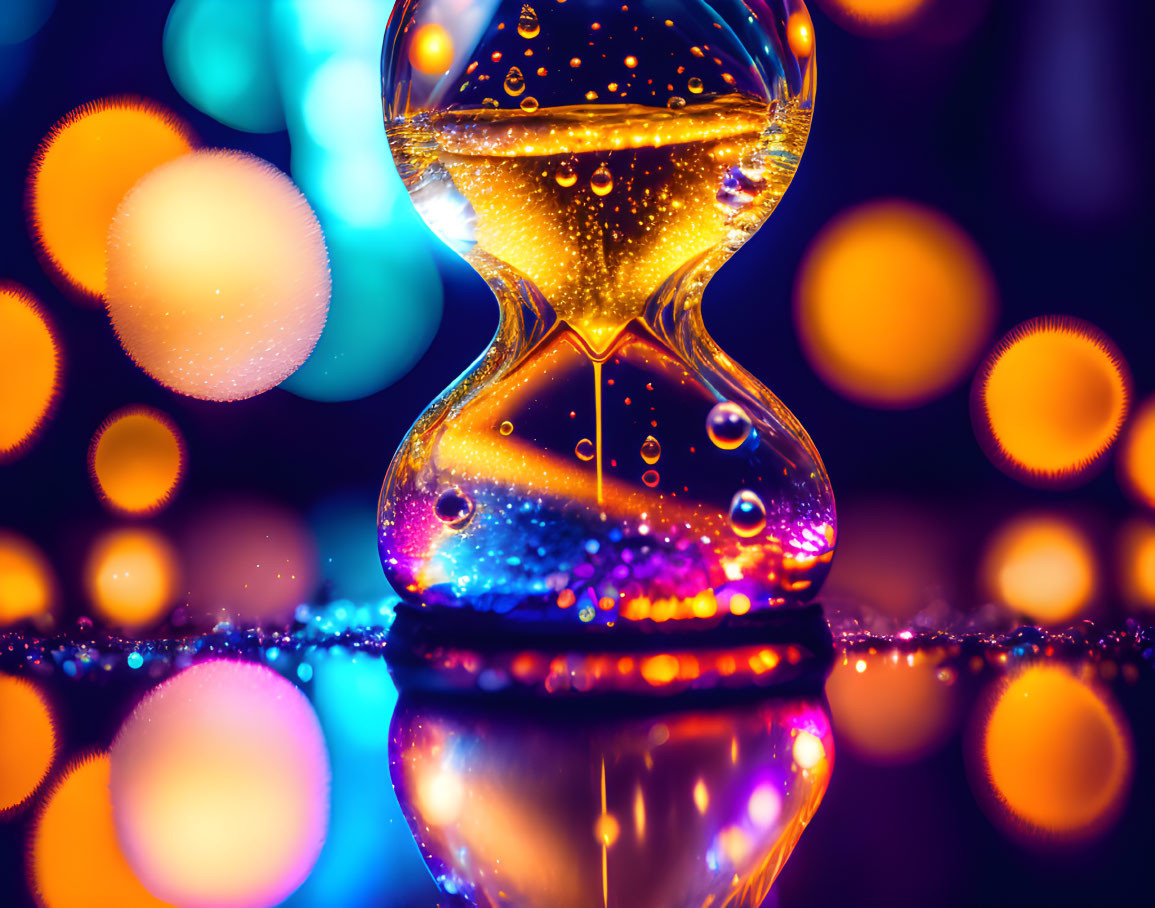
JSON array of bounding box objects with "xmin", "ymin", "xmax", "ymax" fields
[{"xmin": 379, "ymin": 0, "xmax": 833, "ymax": 903}]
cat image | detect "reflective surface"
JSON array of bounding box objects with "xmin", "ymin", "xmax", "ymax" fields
[
  {"xmin": 390, "ymin": 691, "xmax": 833, "ymax": 908},
  {"xmin": 378, "ymin": 0, "xmax": 834, "ymax": 627}
]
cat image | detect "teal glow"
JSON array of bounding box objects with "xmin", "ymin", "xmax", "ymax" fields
[
  {"xmin": 0, "ymin": 0, "xmax": 54, "ymax": 45},
  {"xmin": 284, "ymin": 651, "xmax": 437, "ymax": 907},
  {"xmin": 272, "ymin": 0, "xmax": 443, "ymax": 402},
  {"xmin": 163, "ymin": 0, "xmax": 285, "ymax": 133},
  {"xmin": 309, "ymin": 491, "xmax": 396, "ymax": 604}
]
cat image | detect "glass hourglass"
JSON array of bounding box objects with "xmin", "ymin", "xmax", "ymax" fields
[
  {"xmin": 378, "ymin": 2, "xmax": 834, "ymax": 904},
  {"xmin": 378, "ymin": 0, "xmax": 834, "ymax": 662}
]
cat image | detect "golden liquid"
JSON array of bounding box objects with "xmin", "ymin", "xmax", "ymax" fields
[{"xmin": 390, "ymin": 95, "xmax": 810, "ymax": 353}]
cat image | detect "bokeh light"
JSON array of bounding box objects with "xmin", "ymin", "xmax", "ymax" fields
[
  {"xmin": 408, "ymin": 23, "xmax": 454, "ymax": 75},
  {"xmin": 1117, "ymin": 517, "xmax": 1155, "ymax": 612},
  {"xmin": 826, "ymin": 650, "xmax": 957, "ymax": 765},
  {"xmin": 105, "ymin": 149, "xmax": 331, "ymax": 401},
  {"xmin": 0, "ymin": 284, "xmax": 60, "ymax": 460},
  {"xmin": 110, "ymin": 660, "xmax": 330, "ymax": 908},
  {"xmin": 28, "ymin": 97, "xmax": 196, "ymax": 300},
  {"xmin": 981, "ymin": 513, "xmax": 1096, "ymax": 625},
  {"xmin": 0, "ymin": 0, "xmax": 55, "ymax": 45},
  {"xmin": 0, "ymin": 674, "xmax": 56, "ymax": 814},
  {"xmin": 795, "ymin": 200, "xmax": 995, "ymax": 408},
  {"xmin": 183, "ymin": 499, "xmax": 317, "ymax": 627},
  {"xmin": 164, "ymin": 0, "xmax": 285, "ymax": 133},
  {"xmin": 973, "ymin": 316, "xmax": 1129, "ymax": 485},
  {"xmin": 30, "ymin": 753, "xmax": 168, "ymax": 908},
  {"xmin": 979, "ymin": 665, "xmax": 1131, "ymax": 841},
  {"xmin": 85, "ymin": 527, "xmax": 179, "ymax": 630},
  {"xmin": 818, "ymin": 0, "xmax": 928, "ymax": 36},
  {"xmin": 1119, "ymin": 394, "xmax": 1155, "ymax": 509},
  {"xmin": 0, "ymin": 530, "xmax": 55, "ymax": 627},
  {"xmin": 270, "ymin": 0, "xmax": 443, "ymax": 402},
  {"xmin": 89, "ymin": 406, "xmax": 185, "ymax": 515}
]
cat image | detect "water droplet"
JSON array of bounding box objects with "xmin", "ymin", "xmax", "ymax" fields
[
  {"xmin": 690, "ymin": 47, "xmax": 705, "ymax": 58},
  {"xmin": 517, "ymin": 4, "xmax": 540, "ymax": 38},
  {"xmin": 491, "ymin": 51, "xmax": 503, "ymax": 62},
  {"xmin": 641, "ymin": 435, "xmax": 661, "ymax": 464},
  {"xmin": 585, "ymin": 90, "xmax": 599, "ymax": 101},
  {"xmin": 667, "ymin": 96, "xmax": 686, "ymax": 109},
  {"xmin": 642, "ymin": 469, "xmax": 660, "ymax": 487},
  {"xmin": 624, "ymin": 55, "xmax": 638, "ymax": 68},
  {"xmin": 499, "ymin": 420, "xmax": 514, "ymax": 435},
  {"xmin": 570, "ymin": 57, "xmax": 582, "ymax": 68},
  {"xmin": 555, "ymin": 161, "xmax": 578, "ymax": 188},
  {"xmin": 127, "ymin": 652, "xmax": 144, "ymax": 669},
  {"xmin": 435, "ymin": 489, "xmax": 475, "ymax": 529},
  {"xmin": 575, "ymin": 437, "xmax": 595, "ymax": 460},
  {"xmin": 520, "ymin": 96, "xmax": 539, "ymax": 112},
  {"xmin": 608, "ymin": 82, "xmax": 619, "ymax": 92},
  {"xmin": 688, "ymin": 77, "xmax": 703, "ymax": 93},
  {"xmin": 729, "ymin": 490, "xmax": 766, "ymax": 538},
  {"xmin": 504, "ymin": 66, "xmax": 526, "ymax": 96},
  {"xmin": 536, "ymin": 66, "xmax": 547, "ymax": 77},
  {"xmin": 590, "ymin": 164, "xmax": 613, "ymax": 196},
  {"xmin": 707, "ymin": 401, "xmax": 753, "ymax": 449}
]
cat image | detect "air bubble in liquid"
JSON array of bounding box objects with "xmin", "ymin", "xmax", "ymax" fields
[
  {"xmin": 504, "ymin": 67, "xmax": 526, "ymax": 96},
  {"xmin": 641, "ymin": 435, "xmax": 661, "ymax": 464},
  {"xmin": 729, "ymin": 490, "xmax": 766, "ymax": 538},
  {"xmin": 435, "ymin": 489, "xmax": 475, "ymax": 529},
  {"xmin": 707, "ymin": 401, "xmax": 753, "ymax": 450},
  {"xmin": 590, "ymin": 164, "xmax": 613, "ymax": 196}
]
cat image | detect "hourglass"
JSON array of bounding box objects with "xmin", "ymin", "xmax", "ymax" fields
[{"xmin": 378, "ymin": 0, "xmax": 833, "ymax": 668}]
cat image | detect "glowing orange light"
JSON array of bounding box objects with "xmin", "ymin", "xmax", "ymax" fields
[
  {"xmin": 787, "ymin": 10, "xmax": 814, "ymax": 58},
  {"xmin": 30, "ymin": 753, "xmax": 167, "ymax": 908},
  {"xmin": 409, "ymin": 23, "xmax": 455, "ymax": 75},
  {"xmin": 105, "ymin": 150, "xmax": 331, "ymax": 402},
  {"xmin": 89, "ymin": 406, "xmax": 185, "ymax": 515},
  {"xmin": 820, "ymin": 0, "xmax": 928, "ymax": 34},
  {"xmin": 981, "ymin": 513, "xmax": 1096, "ymax": 625},
  {"xmin": 416, "ymin": 767, "xmax": 466, "ymax": 826},
  {"xmin": 0, "ymin": 531, "xmax": 55, "ymax": 627},
  {"xmin": 640, "ymin": 653, "xmax": 680, "ymax": 686},
  {"xmin": 0, "ymin": 284, "xmax": 60, "ymax": 461},
  {"xmin": 85, "ymin": 527, "xmax": 179, "ymax": 629},
  {"xmin": 1118, "ymin": 517, "xmax": 1155, "ymax": 611},
  {"xmin": 692, "ymin": 778, "xmax": 709, "ymax": 813},
  {"xmin": 795, "ymin": 200, "xmax": 995, "ymax": 408},
  {"xmin": 826, "ymin": 651, "xmax": 956, "ymax": 764},
  {"xmin": 28, "ymin": 98, "xmax": 196, "ymax": 300},
  {"xmin": 974, "ymin": 316, "xmax": 1129, "ymax": 485},
  {"xmin": 981, "ymin": 665, "xmax": 1131, "ymax": 839},
  {"xmin": 0, "ymin": 675, "xmax": 56, "ymax": 814},
  {"xmin": 110, "ymin": 661, "xmax": 330, "ymax": 908},
  {"xmin": 792, "ymin": 731, "xmax": 824, "ymax": 770},
  {"xmin": 1119, "ymin": 395, "xmax": 1155, "ymax": 509},
  {"xmin": 594, "ymin": 812, "xmax": 620, "ymax": 846}
]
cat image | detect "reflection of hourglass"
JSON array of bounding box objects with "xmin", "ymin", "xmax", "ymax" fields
[{"xmin": 379, "ymin": 1, "xmax": 834, "ymax": 903}]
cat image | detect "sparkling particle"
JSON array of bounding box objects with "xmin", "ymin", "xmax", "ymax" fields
[
  {"xmin": 729, "ymin": 490, "xmax": 766, "ymax": 537},
  {"xmin": 504, "ymin": 67, "xmax": 526, "ymax": 96},
  {"xmin": 640, "ymin": 435, "xmax": 661, "ymax": 464},
  {"xmin": 517, "ymin": 4, "xmax": 540, "ymax": 39},
  {"xmin": 590, "ymin": 164, "xmax": 614, "ymax": 196},
  {"xmin": 435, "ymin": 489, "xmax": 475, "ymax": 529},
  {"xmin": 707, "ymin": 401, "xmax": 753, "ymax": 449}
]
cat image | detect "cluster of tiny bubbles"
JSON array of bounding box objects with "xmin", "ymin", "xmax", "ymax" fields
[
  {"xmin": 707, "ymin": 400, "xmax": 754, "ymax": 450},
  {"xmin": 435, "ymin": 489, "xmax": 476, "ymax": 530},
  {"xmin": 729, "ymin": 490, "xmax": 768, "ymax": 537},
  {"xmin": 0, "ymin": 597, "xmax": 401, "ymax": 683}
]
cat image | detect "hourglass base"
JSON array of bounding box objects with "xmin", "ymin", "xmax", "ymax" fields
[{"xmin": 384, "ymin": 600, "xmax": 833, "ymax": 699}]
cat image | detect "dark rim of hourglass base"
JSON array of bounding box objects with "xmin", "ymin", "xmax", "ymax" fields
[{"xmin": 384, "ymin": 601, "xmax": 835, "ymax": 702}]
